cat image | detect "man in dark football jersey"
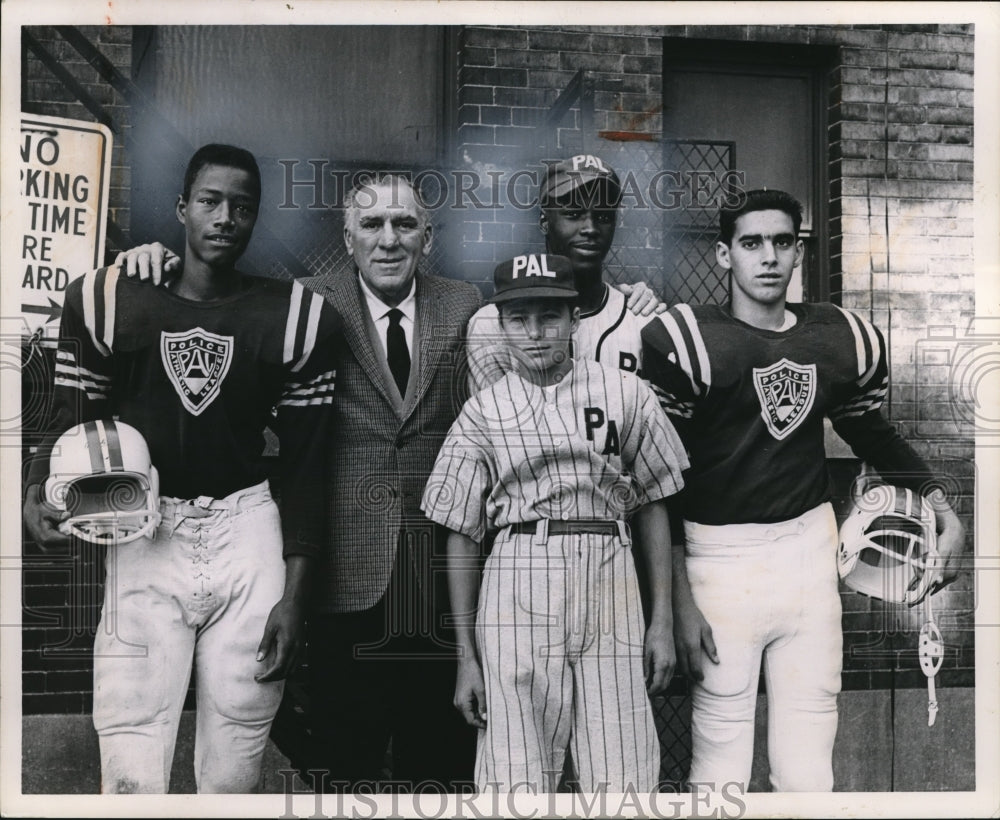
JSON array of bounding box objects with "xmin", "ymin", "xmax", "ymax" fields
[
  {"xmin": 23, "ymin": 144, "xmax": 339, "ymax": 793},
  {"xmin": 641, "ymin": 188, "xmax": 964, "ymax": 792}
]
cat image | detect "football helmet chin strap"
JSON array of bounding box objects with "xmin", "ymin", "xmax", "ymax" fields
[{"xmin": 918, "ymin": 576, "xmax": 944, "ymax": 727}]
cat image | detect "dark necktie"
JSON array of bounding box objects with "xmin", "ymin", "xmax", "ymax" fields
[{"xmin": 386, "ymin": 308, "xmax": 410, "ymax": 396}]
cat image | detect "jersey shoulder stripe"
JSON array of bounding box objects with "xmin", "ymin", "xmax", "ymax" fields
[
  {"xmin": 279, "ymin": 368, "xmax": 337, "ymax": 407},
  {"xmin": 81, "ymin": 266, "xmax": 120, "ymax": 357},
  {"xmin": 833, "ymin": 305, "xmax": 882, "ymax": 386},
  {"xmin": 284, "ymin": 280, "xmax": 325, "ymax": 372},
  {"xmin": 651, "ymin": 304, "xmax": 711, "ymax": 397},
  {"xmin": 649, "ymin": 382, "xmax": 693, "ymax": 418},
  {"xmin": 675, "ymin": 303, "xmax": 711, "ymax": 391},
  {"xmin": 830, "ymin": 388, "xmax": 889, "ymax": 419},
  {"xmin": 53, "ymin": 349, "xmax": 112, "ymax": 400}
]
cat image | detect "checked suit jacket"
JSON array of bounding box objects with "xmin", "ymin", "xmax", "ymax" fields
[{"xmin": 300, "ymin": 267, "xmax": 482, "ymax": 614}]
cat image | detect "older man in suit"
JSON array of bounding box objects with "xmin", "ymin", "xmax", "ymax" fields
[{"xmin": 299, "ymin": 174, "xmax": 482, "ymax": 791}]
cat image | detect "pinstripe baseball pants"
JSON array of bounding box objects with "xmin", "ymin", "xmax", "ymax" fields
[
  {"xmin": 92, "ymin": 480, "xmax": 286, "ymax": 793},
  {"xmin": 475, "ymin": 528, "xmax": 658, "ymax": 794},
  {"xmin": 684, "ymin": 502, "xmax": 843, "ymax": 792}
]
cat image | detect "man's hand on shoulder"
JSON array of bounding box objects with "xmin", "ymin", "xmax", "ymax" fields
[
  {"xmin": 115, "ymin": 242, "xmax": 181, "ymax": 286},
  {"xmin": 618, "ymin": 281, "xmax": 667, "ymax": 317}
]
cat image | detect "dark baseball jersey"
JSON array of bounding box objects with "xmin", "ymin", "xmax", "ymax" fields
[
  {"xmin": 31, "ymin": 266, "xmax": 340, "ymax": 557},
  {"xmin": 466, "ymin": 284, "xmax": 645, "ymax": 393},
  {"xmin": 641, "ymin": 301, "xmax": 936, "ymax": 526},
  {"xmin": 422, "ymin": 358, "xmax": 688, "ymax": 542}
]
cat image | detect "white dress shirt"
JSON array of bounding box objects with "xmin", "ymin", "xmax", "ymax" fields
[{"xmin": 357, "ymin": 275, "xmax": 417, "ymax": 362}]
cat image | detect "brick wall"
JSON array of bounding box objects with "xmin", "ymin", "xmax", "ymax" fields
[
  {"xmin": 454, "ymin": 23, "xmax": 976, "ymax": 689},
  {"xmin": 22, "ymin": 26, "xmax": 134, "ymax": 257}
]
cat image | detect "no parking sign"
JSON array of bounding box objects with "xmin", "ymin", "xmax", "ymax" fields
[{"xmin": 19, "ymin": 114, "xmax": 112, "ymax": 339}]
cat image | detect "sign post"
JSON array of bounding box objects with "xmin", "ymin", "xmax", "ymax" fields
[{"xmin": 19, "ymin": 114, "xmax": 113, "ymax": 339}]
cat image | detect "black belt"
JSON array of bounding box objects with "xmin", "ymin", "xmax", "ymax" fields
[{"xmin": 509, "ymin": 519, "xmax": 624, "ymax": 537}]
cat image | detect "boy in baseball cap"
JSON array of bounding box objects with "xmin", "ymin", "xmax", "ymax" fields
[
  {"xmin": 422, "ymin": 253, "xmax": 688, "ymax": 794},
  {"xmin": 486, "ymin": 252, "xmax": 580, "ymax": 384}
]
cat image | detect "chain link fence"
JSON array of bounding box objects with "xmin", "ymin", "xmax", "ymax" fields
[{"xmin": 594, "ymin": 136, "xmax": 735, "ymax": 308}]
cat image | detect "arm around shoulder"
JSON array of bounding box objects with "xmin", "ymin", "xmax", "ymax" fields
[{"xmin": 115, "ymin": 242, "xmax": 181, "ymax": 285}]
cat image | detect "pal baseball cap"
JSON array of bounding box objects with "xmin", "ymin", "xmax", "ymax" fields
[
  {"xmin": 489, "ymin": 254, "xmax": 578, "ymax": 304},
  {"xmin": 538, "ymin": 154, "xmax": 622, "ymax": 206}
]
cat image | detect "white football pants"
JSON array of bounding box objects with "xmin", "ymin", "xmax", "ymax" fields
[
  {"xmin": 92, "ymin": 480, "xmax": 286, "ymax": 794},
  {"xmin": 684, "ymin": 502, "xmax": 842, "ymax": 792}
]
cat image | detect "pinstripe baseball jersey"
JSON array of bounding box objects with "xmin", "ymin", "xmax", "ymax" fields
[
  {"xmin": 421, "ymin": 358, "xmax": 688, "ymax": 542},
  {"xmin": 641, "ymin": 301, "xmax": 936, "ymax": 525},
  {"xmin": 31, "ymin": 267, "xmax": 340, "ymax": 557},
  {"xmin": 467, "ymin": 284, "xmax": 646, "ymax": 393}
]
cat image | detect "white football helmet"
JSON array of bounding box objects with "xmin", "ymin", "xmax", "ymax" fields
[
  {"xmin": 44, "ymin": 420, "xmax": 161, "ymax": 544},
  {"xmin": 837, "ymin": 483, "xmax": 938, "ymax": 605}
]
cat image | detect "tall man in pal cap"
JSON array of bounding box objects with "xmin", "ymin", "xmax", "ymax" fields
[{"xmin": 467, "ymin": 154, "xmax": 662, "ymax": 392}]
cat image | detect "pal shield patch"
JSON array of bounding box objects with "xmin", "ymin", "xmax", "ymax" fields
[
  {"xmin": 161, "ymin": 328, "xmax": 234, "ymax": 416},
  {"xmin": 752, "ymin": 358, "xmax": 816, "ymax": 440}
]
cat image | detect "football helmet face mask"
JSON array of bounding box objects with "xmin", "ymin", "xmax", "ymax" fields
[
  {"xmin": 837, "ymin": 484, "xmax": 938, "ymax": 605},
  {"xmin": 44, "ymin": 420, "xmax": 161, "ymax": 545}
]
